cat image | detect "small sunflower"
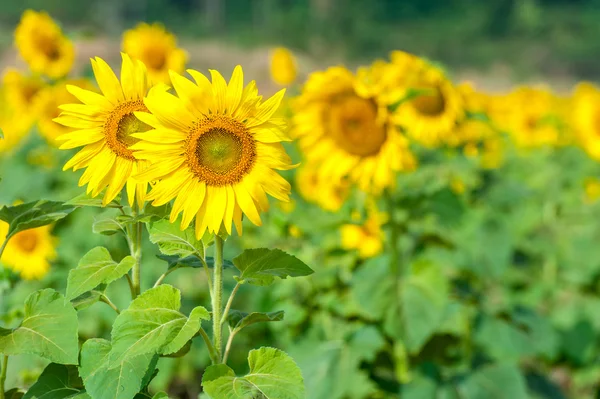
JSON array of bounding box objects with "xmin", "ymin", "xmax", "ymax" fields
[
  {"xmin": 54, "ymin": 54, "xmax": 154, "ymax": 207},
  {"xmin": 0, "ymin": 222, "xmax": 56, "ymax": 280},
  {"xmin": 3, "ymin": 69, "xmax": 45, "ymax": 131},
  {"xmin": 0, "ymin": 88, "xmax": 30, "ymax": 153},
  {"xmin": 293, "ymin": 66, "xmax": 415, "ymax": 195},
  {"xmin": 36, "ymin": 79, "xmax": 95, "ymax": 145},
  {"xmin": 296, "ymin": 164, "xmax": 349, "ymax": 212},
  {"xmin": 270, "ymin": 47, "xmax": 297, "ymax": 86},
  {"xmin": 572, "ymin": 83, "xmax": 600, "ymax": 160},
  {"xmin": 131, "ymin": 66, "xmax": 294, "ymax": 238},
  {"xmin": 122, "ymin": 22, "xmax": 187, "ymax": 85},
  {"xmin": 14, "ymin": 10, "xmax": 74, "ymax": 79},
  {"xmin": 341, "ymin": 205, "xmax": 386, "ymax": 259}
]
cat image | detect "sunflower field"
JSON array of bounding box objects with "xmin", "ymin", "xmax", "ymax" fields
[{"xmin": 3, "ymin": 3, "xmax": 600, "ymax": 399}]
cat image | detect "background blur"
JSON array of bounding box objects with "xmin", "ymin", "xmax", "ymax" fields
[{"xmin": 1, "ymin": 0, "xmax": 600, "ymax": 91}]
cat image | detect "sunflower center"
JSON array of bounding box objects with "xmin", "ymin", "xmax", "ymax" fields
[
  {"xmin": 14, "ymin": 231, "xmax": 38, "ymax": 253},
  {"xmin": 22, "ymin": 84, "xmax": 41, "ymax": 105},
  {"xmin": 35, "ymin": 33, "xmax": 61, "ymax": 61},
  {"xmin": 105, "ymin": 100, "xmax": 152, "ymax": 160},
  {"xmin": 412, "ymin": 86, "xmax": 446, "ymax": 116},
  {"xmin": 187, "ymin": 116, "xmax": 256, "ymax": 186},
  {"xmin": 144, "ymin": 48, "xmax": 167, "ymax": 70},
  {"xmin": 328, "ymin": 94, "xmax": 387, "ymax": 157}
]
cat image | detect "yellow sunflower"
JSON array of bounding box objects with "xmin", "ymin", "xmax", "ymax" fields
[
  {"xmin": 54, "ymin": 53, "xmax": 154, "ymax": 208},
  {"xmin": 131, "ymin": 66, "xmax": 293, "ymax": 238},
  {"xmin": 341, "ymin": 205, "xmax": 386, "ymax": 259},
  {"xmin": 296, "ymin": 164, "xmax": 349, "ymax": 212},
  {"xmin": 391, "ymin": 54, "xmax": 465, "ymax": 147},
  {"xmin": 572, "ymin": 83, "xmax": 600, "ymax": 160},
  {"xmin": 36, "ymin": 79, "xmax": 95, "ymax": 145},
  {"xmin": 270, "ymin": 47, "xmax": 297, "ymax": 86},
  {"xmin": 0, "ymin": 221, "xmax": 56, "ymax": 280},
  {"xmin": 122, "ymin": 22, "xmax": 188, "ymax": 85},
  {"xmin": 0, "ymin": 88, "xmax": 30, "ymax": 153},
  {"xmin": 293, "ymin": 66, "xmax": 415, "ymax": 195},
  {"xmin": 14, "ymin": 10, "xmax": 74, "ymax": 79},
  {"xmin": 3, "ymin": 69, "xmax": 45, "ymax": 131}
]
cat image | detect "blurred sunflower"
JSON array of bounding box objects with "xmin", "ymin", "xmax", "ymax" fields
[
  {"xmin": 131, "ymin": 66, "xmax": 294, "ymax": 237},
  {"xmin": 270, "ymin": 47, "xmax": 297, "ymax": 86},
  {"xmin": 296, "ymin": 164, "xmax": 349, "ymax": 212},
  {"xmin": 572, "ymin": 83, "xmax": 600, "ymax": 160},
  {"xmin": 341, "ymin": 205, "xmax": 386, "ymax": 259},
  {"xmin": 36, "ymin": 79, "xmax": 95, "ymax": 145},
  {"xmin": 3, "ymin": 69, "xmax": 45, "ymax": 131},
  {"xmin": 54, "ymin": 54, "xmax": 154, "ymax": 207},
  {"xmin": 14, "ymin": 10, "xmax": 74, "ymax": 79},
  {"xmin": 0, "ymin": 88, "xmax": 30, "ymax": 153},
  {"xmin": 122, "ymin": 22, "xmax": 187, "ymax": 85},
  {"xmin": 0, "ymin": 222, "xmax": 56, "ymax": 280},
  {"xmin": 584, "ymin": 177, "xmax": 600, "ymax": 203},
  {"xmin": 293, "ymin": 66, "xmax": 415, "ymax": 194}
]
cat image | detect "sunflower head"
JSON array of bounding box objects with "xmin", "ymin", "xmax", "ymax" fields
[
  {"xmin": 54, "ymin": 53, "xmax": 154, "ymax": 208},
  {"xmin": 341, "ymin": 204, "xmax": 386, "ymax": 259},
  {"xmin": 270, "ymin": 47, "xmax": 297, "ymax": 86},
  {"xmin": 0, "ymin": 221, "xmax": 56, "ymax": 280},
  {"xmin": 571, "ymin": 83, "xmax": 600, "ymax": 160},
  {"xmin": 131, "ymin": 66, "xmax": 293, "ymax": 238},
  {"xmin": 14, "ymin": 10, "xmax": 74, "ymax": 79},
  {"xmin": 122, "ymin": 22, "xmax": 188, "ymax": 85}
]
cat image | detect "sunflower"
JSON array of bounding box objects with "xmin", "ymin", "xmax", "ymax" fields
[
  {"xmin": 122, "ymin": 22, "xmax": 187, "ymax": 85},
  {"xmin": 296, "ymin": 164, "xmax": 349, "ymax": 212},
  {"xmin": 572, "ymin": 83, "xmax": 600, "ymax": 160},
  {"xmin": 14, "ymin": 10, "xmax": 74, "ymax": 79},
  {"xmin": 54, "ymin": 54, "xmax": 154, "ymax": 208},
  {"xmin": 270, "ymin": 47, "xmax": 297, "ymax": 86},
  {"xmin": 131, "ymin": 66, "xmax": 294, "ymax": 238},
  {"xmin": 391, "ymin": 55, "xmax": 465, "ymax": 147},
  {"xmin": 0, "ymin": 88, "xmax": 30, "ymax": 153},
  {"xmin": 341, "ymin": 205, "xmax": 386, "ymax": 259},
  {"xmin": 36, "ymin": 79, "xmax": 95, "ymax": 145},
  {"xmin": 584, "ymin": 177, "xmax": 600, "ymax": 204},
  {"xmin": 292, "ymin": 66, "xmax": 415, "ymax": 195},
  {"xmin": 3, "ymin": 69, "xmax": 45, "ymax": 131},
  {"xmin": 0, "ymin": 222, "xmax": 56, "ymax": 280}
]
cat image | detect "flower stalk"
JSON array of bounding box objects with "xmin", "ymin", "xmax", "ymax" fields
[{"xmin": 212, "ymin": 235, "xmax": 225, "ymax": 362}]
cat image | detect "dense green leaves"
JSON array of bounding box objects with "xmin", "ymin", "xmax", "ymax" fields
[
  {"xmin": 0, "ymin": 201, "xmax": 76, "ymax": 240},
  {"xmin": 232, "ymin": 248, "xmax": 313, "ymax": 285},
  {"xmin": 66, "ymin": 247, "xmax": 135, "ymax": 300},
  {"xmin": 148, "ymin": 220, "xmax": 203, "ymax": 258},
  {"xmin": 460, "ymin": 364, "xmax": 529, "ymax": 399},
  {"xmin": 109, "ymin": 285, "xmax": 209, "ymax": 366},
  {"xmin": 202, "ymin": 347, "xmax": 304, "ymax": 399},
  {"xmin": 79, "ymin": 339, "xmax": 156, "ymax": 399},
  {"xmin": 23, "ymin": 363, "xmax": 87, "ymax": 399},
  {"xmin": 0, "ymin": 289, "xmax": 78, "ymax": 364}
]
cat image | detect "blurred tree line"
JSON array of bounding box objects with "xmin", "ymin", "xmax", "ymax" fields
[{"xmin": 1, "ymin": 0, "xmax": 600, "ymax": 78}]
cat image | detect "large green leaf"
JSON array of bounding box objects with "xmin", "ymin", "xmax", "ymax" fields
[
  {"xmin": 66, "ymin": 247, "xmax": 135, "ymax": 300},
  {"xmin": 0, "ymin": 289, "xmax": 78, "ymax": 364},
  {"xmin": 79, "ymin": 339, "xmax": 156, "ymax": 399},
  {"xmin": 109, "ymin": 285, "xmax": 209, "ymax": 366},
  {"xmin": 202, "ymin": 347, "xmax": 304, "ymax": 399},
  {"xmin": 23, "ymin": 363, "xmax": 87, "ymax": 399},
  {"xmin": 232, "ymin": 248, "xmax": 313, "ymax": 286},
  {"xmin": 148, "ymin": 220, "xmax": 203, "ymax": 258},
  {"xmin": 459, "ymin": 364, "xmax": 528, "ymax": 399},
  {"xmin": 0, "ymin": 201, "xmax": 76, "ymax": 240}
]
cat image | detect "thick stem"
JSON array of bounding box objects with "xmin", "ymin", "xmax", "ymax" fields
[
  {"xmin": 220, "ymin": 283, "xmax": 240, "ymax": 326},
  {"xmin": 212, "ymin": 235, "xmax": 225, "ymax": 362},
  {"xmin": 196, "ymin": 254, "xmax": 214, "ymax": 297},
  {"xmin": 130, "ymin": 207, "xmax": 142, "ymax": 298},
  {"xmin": 0, "ymin": 355, "xmax": 8, "ymax": 399}
]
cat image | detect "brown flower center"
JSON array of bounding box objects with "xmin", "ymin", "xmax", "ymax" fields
[
  {"xmin": 14, "ymin": 231, "xmax": 39, "ymax": 253},
  {"xmin": 412, "ymin": 86, "xmax": 446, "ymax": 116},
  {"xmin": 186, "ymin": 115, "xmax": 256, "ymax": 186},
  {"xmin": 327, "ymin": 94, "xmax": 387, "ymax": 157},
  {"xmin": 104, "ymin": 100, "xmax": 152, "ymax": 160}
]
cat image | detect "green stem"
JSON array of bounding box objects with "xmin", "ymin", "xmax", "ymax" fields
[
  {"xmin": 0, "ymin": 237, "xmax": 9, "ymax": 262},
  {"xmin": 197, "ymin": 328, "xmax": 219, "ymax": 365},
  {"xmin": 212, "ymin": 235, "xmax": 225, "ymax": 362},
  {"xmin": 196, "ymin": 254, "xmax": 214, "ymax": 298},
  {"xmin": 153, "ymin": 265, "xmax": 182, "ymax": 288},
  {"xmin": 130, "ymin": 207, "xmax": 142, "ymax": 299},
  {"xmin": 99, "ymin": 294, "xmax": 120, "ymax": 314},
  {"xmin": 384, "ymin": 190, "xmax": 400, "ymax": 277},
  {"xmin": 222, "ymin": 327, "xmax": 237, "ymax": 364},
  {"xmin": 0, "ymin": 355, "xmax": 8, "ymax": 399},
  {"xmin": 220, "ymin": 283, "xmax": 240, "ymax": 326}
]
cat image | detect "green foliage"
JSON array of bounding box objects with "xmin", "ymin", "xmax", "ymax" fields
[
  {"xmin": 22, "ymin": 363, "xmax": 86, "ymax": 399},
  {"xmin": 109, "ymin": 285, "xmax": 209, "ymax": 366},
  {"xmin": 148, "ymin": 220, "xmax": 203, "ymax": 258},
  {"xmin": 233, "ymin": 248, "xmax": 314, "ymax": 286},
  {"xmin": 66, "ymin": 247, "xmax": 134, "ymax": 300},
  {"xmin": 0, "ymin": 289, "xmax": 78, "ymax": 364},
  {"xmin": 226, "ymin": 310, "xmax": 284, "ymax": 332},
  {"xmin": 202, "ymin": 347, "xmax": 304, "ymax": 399},
  {"xmin": 0, "ymin": 201, "xmax": 76, "ymax": 240}
]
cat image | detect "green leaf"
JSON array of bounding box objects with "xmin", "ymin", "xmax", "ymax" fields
[
  {"xmin": 459, "ymin": 364, "xmax": 528, "ymax": 399},
  {"xmin": 66, "ymin": 247, "xmax": 135, "ymax": 300},
  {"xmin": 232, "ymin": 248, "xmax": 313, "ymax": 286},
  {"xmin": 0, "ymin": 201, "xmax": 76, "ymax": 240},
  {"xmin": 5, "ymin": 389, "xmax": 25, "ymax": 399},
  {"xmin": 202, "ymin": 347, "xmax": 304, "ymax": 399},
  {"xmin": 70, "ymin": 290, "xmax": 104, "ymax": 311},
  {"xmin": 156, "ymin": 255, "xmax": 234, "ymax": 270},
  {"xmin": 92, "ymin": 218, "xmax": 125, "ymax": 236},
  {"xmin": 23, "ymin": 363, "xmax": 86, "ymax": 399},
  {"xmin": 79, "ymin": 339, "xmax": 156, "ymax": 399},
  {"xmin": 151, "ymin": 394, "xmax": 169, "ymax": 399},
  {"xmin": 66, "ymin": 192, "xmax": 122, "ymax": 208},
  {"xmin": 109, "ymin": 285, "xmax": 210, "ymax": 366},
  {"xmin": 0, "ymin": 289, "xmax": 78, "ymax": 364},
  {"xmin": 226, "ymin": 310, "xmax": 284, "ymax": 331},
  {"xmin": 148, "ymin": 219, "xmax": 203, "ymax": 258}
]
